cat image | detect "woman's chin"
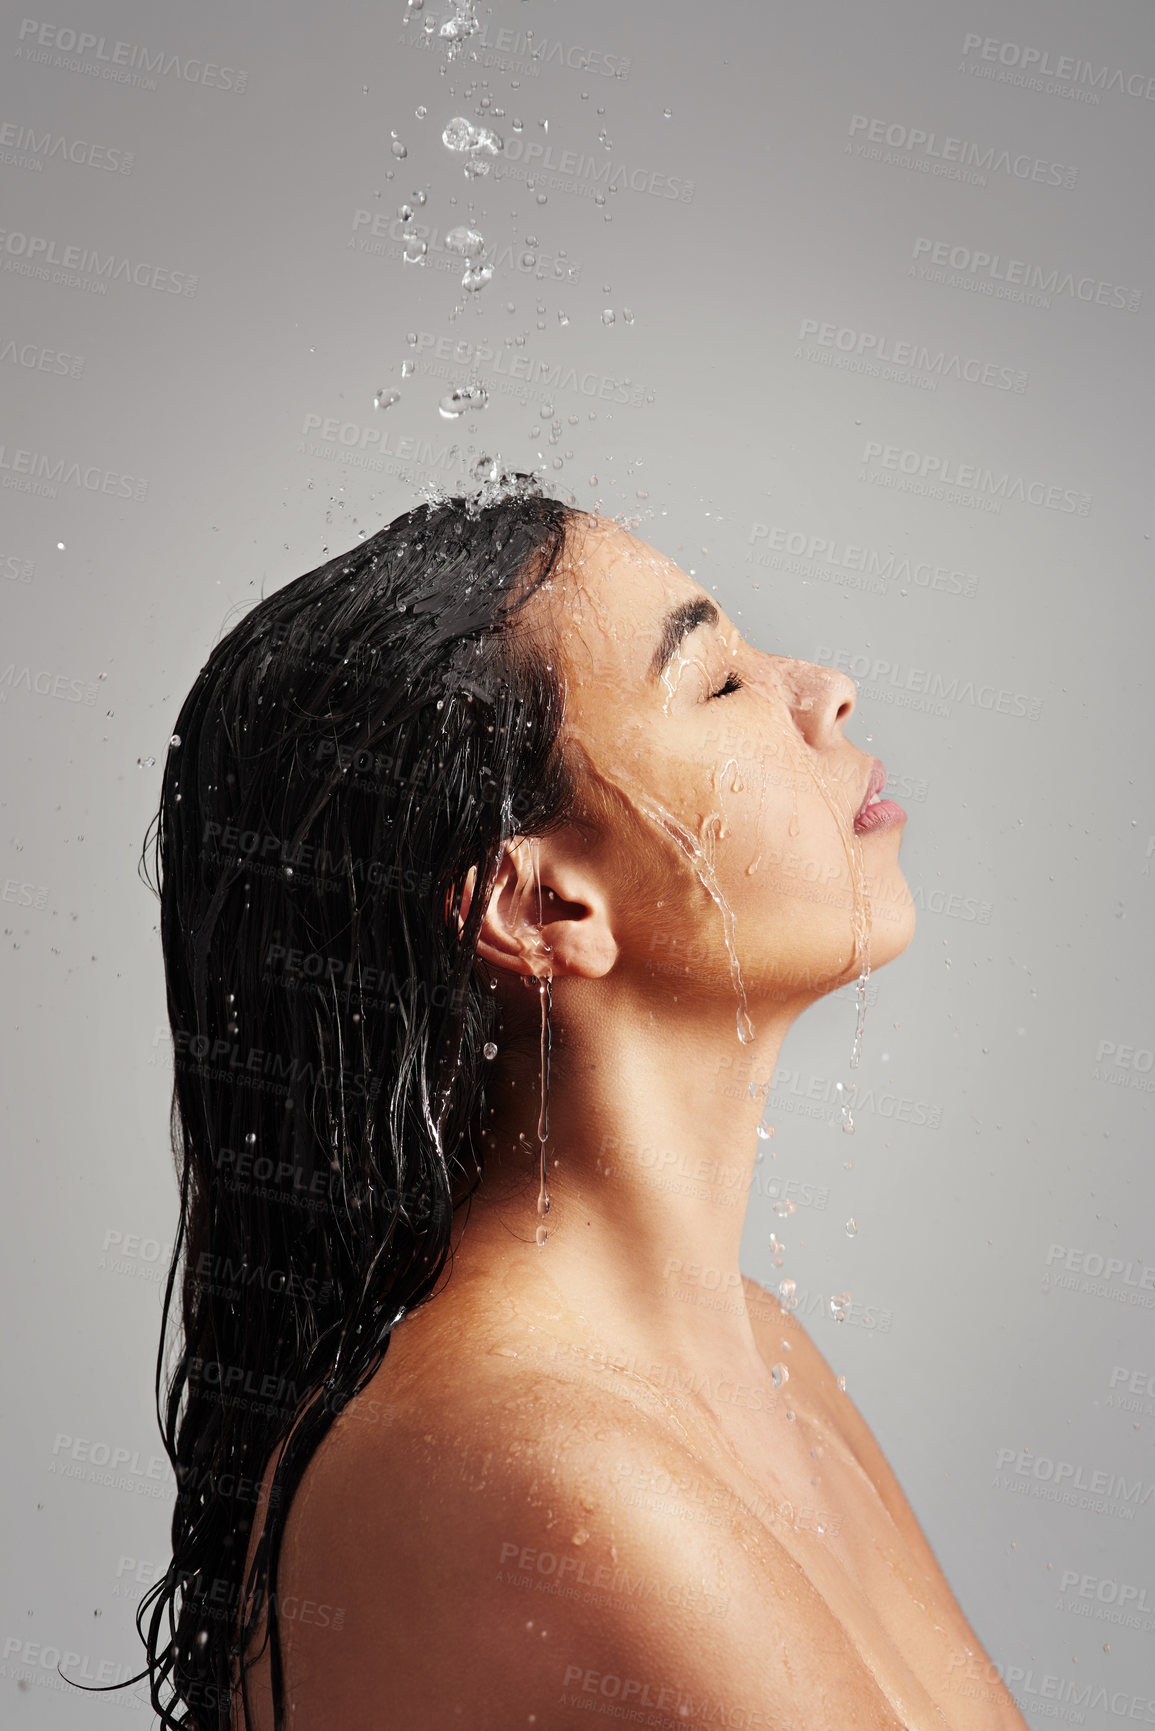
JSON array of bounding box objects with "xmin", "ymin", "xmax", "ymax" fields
[{"xmin": 867, "ymin": 877, "xmax": 917, "ymax": 966}]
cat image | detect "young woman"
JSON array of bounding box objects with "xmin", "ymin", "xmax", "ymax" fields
[{"xmin": 138, "ymin": 479, "xmax": 1026, "ymax": 1729}]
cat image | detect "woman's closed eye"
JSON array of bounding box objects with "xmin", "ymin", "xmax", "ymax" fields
[{"xmin": 709, "ymin": 672, "xmax": 744, "ymax": 699}]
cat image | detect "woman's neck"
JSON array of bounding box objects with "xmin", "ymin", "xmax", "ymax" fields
[{"xmin": 447, "ymin": 974, "xmax": 808, "ymax": 1384}]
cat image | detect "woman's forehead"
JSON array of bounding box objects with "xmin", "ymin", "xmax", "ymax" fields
[{"xmin": 548, "ymin": 514, "xmax": 712, "ymax": 682}]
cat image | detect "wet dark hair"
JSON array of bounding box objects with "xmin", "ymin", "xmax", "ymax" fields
[{"xmin": 129, "ymin": 479, "xmax": 587, "ymax": 1728}]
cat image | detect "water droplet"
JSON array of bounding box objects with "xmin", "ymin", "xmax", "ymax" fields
[
  {"xmin": 168, "ymin": 734, "xmax": 181, "ymax": 748},
  {"xmin": 601, "ymin": 307, "xmax": 615, "ymax": 325},
  {"xmin": 439, "ymin": 384, "xmax": 488, "ymax": 417},
  {"xmin": 483, "ymin": 1042, "xmax": 498, "ymax": 1059},
  {"xmin": 442, "ymin": 117, "xmax": 503, "ymax": 155},
  {"xmin": 756, "ymin": 1124, "xmax": 772, "ymax": 1141},
  {"xmin": 777, "ymin": 1277, "xmax": 797, "ymax": 1309},
  {"xmin": 535, "ymin": 1223, "xmax": 548, "ymax": 1245},
  {"xmin": 445, "ymin": 225, "xmax": 485, "ymax": 259},
  {"xmin": 462, "ymin": 263, "xmax": 493, "ymax": 291},
  {"xmin": 845, "ymin": 1217, "xmax": 857, "ymax": 1237},
  {"xmin": 373, "ymin": 388, "xmax": 400, "ymax": 411},
  {"xmin": 442, "ymin": 116, "xmax": 475, "ymax": 152},
  {"xmin": 390, "ymin": 135, "xmax": 408, "ymax": 160},
  {"xmin": 415, "ymin": 104, "xmax": 427, "ymax": 118}
]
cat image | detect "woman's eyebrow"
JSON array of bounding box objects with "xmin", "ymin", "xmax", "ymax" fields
[{"xmin": 648, "ymin": 596, "xmax": 720, "ymax": 682}]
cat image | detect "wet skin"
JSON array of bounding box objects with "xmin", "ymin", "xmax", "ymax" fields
[{"xmin": 235, "ymin": 519, "xmax": 1026, "ymax": 1729}]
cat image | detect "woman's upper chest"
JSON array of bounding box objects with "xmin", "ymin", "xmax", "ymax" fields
[{"xmin": 684, "ymin": 1368, "xmax": 1025, "ymax": 1731}]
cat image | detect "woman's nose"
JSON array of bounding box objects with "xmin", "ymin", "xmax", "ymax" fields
[{"xmin": 785, "ymin": 660, "xmax": 857, "ymax": 750}]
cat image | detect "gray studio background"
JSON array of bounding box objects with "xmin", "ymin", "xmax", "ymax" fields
[{"xmin": 2, "ymin": 0, "xmax": 1154, "ymax": 1720}]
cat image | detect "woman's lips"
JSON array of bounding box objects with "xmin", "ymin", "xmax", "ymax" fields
[
  {"xmin": 852, "ymin": 759, "xmax": 907, "ymax": 835},
  {"xmin": 853, "ymin": 797, "xmax": 907, "ymax": 835}
]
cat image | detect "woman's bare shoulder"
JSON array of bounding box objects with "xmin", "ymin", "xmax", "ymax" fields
[{"xmin": 269, "ymin": 1303, "xmax": 891, "ymax": 1730}]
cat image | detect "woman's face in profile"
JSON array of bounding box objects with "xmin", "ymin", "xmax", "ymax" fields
[{"xmin": 541, "ymin": 514, "xmax": 916, "ymax": 1013}]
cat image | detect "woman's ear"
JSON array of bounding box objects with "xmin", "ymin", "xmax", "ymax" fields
[{"xmin": 462, "ymin": 834, "xmax": 618, "ymax": 982}]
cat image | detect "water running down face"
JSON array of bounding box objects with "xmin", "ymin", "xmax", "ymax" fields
[{"xmin": 521, "ymin": 514, "xmax": 917, "ymax": 1033}]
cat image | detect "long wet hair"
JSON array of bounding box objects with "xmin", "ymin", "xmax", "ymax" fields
[{"xmin": 132, "ymin": 478, "xmax": 586, "ymax": 1729}]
